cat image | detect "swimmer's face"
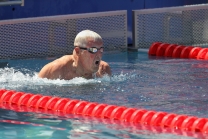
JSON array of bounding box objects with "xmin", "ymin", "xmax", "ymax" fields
[{"xmin": 80, "ymin": 41, "xmax": 103, "ymax": 73}]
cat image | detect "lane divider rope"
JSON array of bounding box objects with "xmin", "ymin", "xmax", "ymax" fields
[
  {"xmin": 0, "ymin": 89, "xmax": 208, "ymax": 134},
  {"xmin": 148, "ymin": 42, "xmax": 208, "ymax": 59}
]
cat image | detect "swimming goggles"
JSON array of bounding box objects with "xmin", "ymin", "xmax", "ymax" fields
[{"xmin": 78, "ymin": 47, "xmax": 104, "ymax": 54}]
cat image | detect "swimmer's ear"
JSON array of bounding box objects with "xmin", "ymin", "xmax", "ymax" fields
[{"xmin": 74, "ymin": 46, "xmax": 80, "ymax": 55}]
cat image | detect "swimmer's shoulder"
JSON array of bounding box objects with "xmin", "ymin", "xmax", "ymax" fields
[
  {"xmin": 52, "ymin": 55, "xmax": 74, "ymax": 65},
  {"xmin": 59, "ymin": 55, "xmax": 74, "ymax": 61},
  {"xmin": 39, "ymin": 55, "xmax": 74, "ymax": 79}
]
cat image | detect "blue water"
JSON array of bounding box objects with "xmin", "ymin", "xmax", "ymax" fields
[{"xmin": 0, "ymin": 50, "xmax": 208, "ymax": 139}]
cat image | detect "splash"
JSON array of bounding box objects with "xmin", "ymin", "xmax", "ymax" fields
[
  {"xmin": 0, "ymin": 67, "xmax": 137, "ymax": 90},
  {"xmin": 110, "ymin": 71, "xmax": 137, "ymax": 82}
]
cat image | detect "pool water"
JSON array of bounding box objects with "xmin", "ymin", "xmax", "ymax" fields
[{"xmin": 0, "ymin": 50, "xmax": 208, "ymax": 139}]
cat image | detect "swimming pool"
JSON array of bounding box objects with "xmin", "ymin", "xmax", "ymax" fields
[{"xmin": 0, "ymin": 50, "xmax": 208, "ymax": 138}]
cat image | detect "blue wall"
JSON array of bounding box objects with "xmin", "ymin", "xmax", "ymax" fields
[{"xmin": 0, "ymin": 0, "xmax": 207, "ymax": 44}]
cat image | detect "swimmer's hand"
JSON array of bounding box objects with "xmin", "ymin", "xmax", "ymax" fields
[{"xmin": 96, "ymin": 61, "xmax": 112, "ymax": 78}]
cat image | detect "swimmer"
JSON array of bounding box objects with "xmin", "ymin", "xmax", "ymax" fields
[{"xmin": 38, "ymin": 30, "xmax": 111, "ymax": 80}]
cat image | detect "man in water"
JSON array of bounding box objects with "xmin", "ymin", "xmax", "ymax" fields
[{"xmin": 38, "ymin": 30, "xmax": 111, "ymax": 80}]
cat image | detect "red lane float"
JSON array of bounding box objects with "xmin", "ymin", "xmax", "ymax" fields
[
  {"xmin": 189, "ymin": 47, "xmax": 202, "ymax": 59},
  {"xmin": 180, "ymin": 46, "xmax": 194, "ymax": 58},
  {"xmin": 172, "ymin": 45, "xmax": 186, "ymax": 58},
  {"xmin": 156, "ymin": 43, "xmax": 169, "ymax": 56},
  {"xmin": 148, "ymin": 42, "xmax": 163, "ymax": 56},
  {"xmin": 197, "ymin": 48, "xmax": 208, "ymax": 60},
  {"xmin": 164, "ymin": 44, "xmax": 177, "ymax": 57},
  {"xmin": 0, "ymin": 89, "xmax": 208, "ymax": 134},
  {"xmin": 148, "ymin": 42, "xmax": 208, "ymax": 60}
]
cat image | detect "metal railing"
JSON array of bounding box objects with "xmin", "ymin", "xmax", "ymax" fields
[
  {"xmin": 0, "ymin": 0, "xmax": 24, "ymax": 6},
  {"xmin": 132, "ymin": 4, "xmax": 208, "ymax": 49},
  {"xmin": 0, "ymin": 10, "xmax": 127, "ymax": 59}
]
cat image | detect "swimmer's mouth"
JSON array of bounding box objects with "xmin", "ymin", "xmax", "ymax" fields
[{"xmin": 95, "ymin": 60, "xmax": 100, "ymax": 65}]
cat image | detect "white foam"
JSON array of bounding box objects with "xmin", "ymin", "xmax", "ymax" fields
[{"xmin": 0, "ymin": 67, "xmax": 137, "ymax": 89}]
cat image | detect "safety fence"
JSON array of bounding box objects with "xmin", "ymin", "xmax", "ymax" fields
[
  {"xmin": 0, "ymin": 10, "xmax": 127, "ymax": 59},
  {"xmin": 132, "ymin": 4, "xmax": 208, "ymax": 49}
]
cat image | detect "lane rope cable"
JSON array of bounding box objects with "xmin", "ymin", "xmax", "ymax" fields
[{"xmin": 0, "ymin": 89, "xmax": 208, "ymax": 134}]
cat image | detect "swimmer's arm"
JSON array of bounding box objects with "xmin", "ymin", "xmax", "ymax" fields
[{"xmin": 96, "ymin": 61, "xmax": 112, "ymax": 78}]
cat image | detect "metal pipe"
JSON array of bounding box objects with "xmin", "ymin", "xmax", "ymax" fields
[
  {"xmin": 21, "ymin": 0, "xmax": 24, "ymax": 6},
  {"xmin": 0, "ymin": 1, "xmax": 23, "ymax": 6}
]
